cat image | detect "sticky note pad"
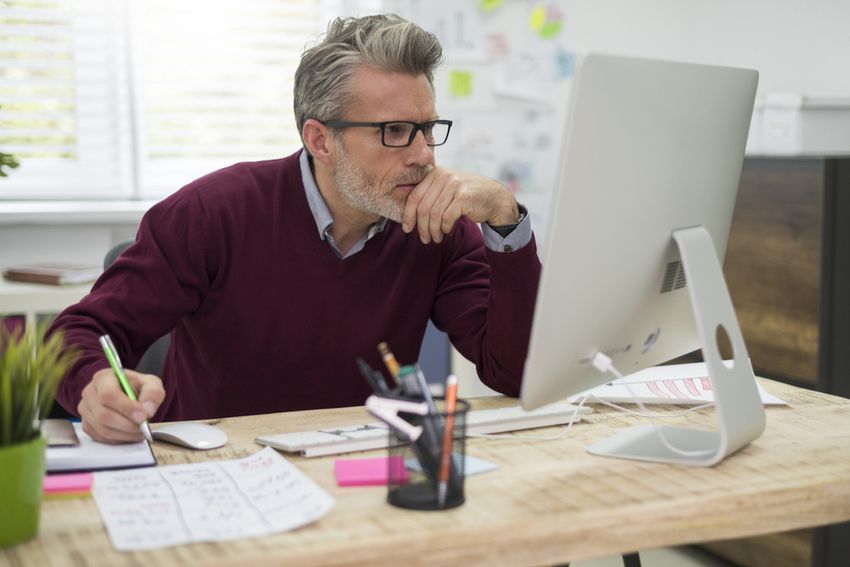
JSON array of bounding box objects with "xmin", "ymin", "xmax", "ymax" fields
[
  {"xmin": 43, "ymin": 472, "xmax": 94, "ymax": 498},
  {"xmin": 449, "ymin": 70, "xmax": 473, "ymax": 98},
  {"xmin": 334, "ymin": 456, "xmax": 408, "ymax": 487}
]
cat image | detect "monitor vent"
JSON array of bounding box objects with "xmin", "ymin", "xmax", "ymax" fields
[{"xmin": 660, "ymin": 261, "xmax": 687, "ymax": 293}]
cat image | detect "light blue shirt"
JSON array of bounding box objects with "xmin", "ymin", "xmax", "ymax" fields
[{"xmin": 299, "ymin": 151, "xmax": 532, "ymax": 259}]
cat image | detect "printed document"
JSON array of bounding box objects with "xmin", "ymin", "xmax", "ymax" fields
[{"xmin": 571, "ymin": 362, "xmax": 787, "ymax": 405}]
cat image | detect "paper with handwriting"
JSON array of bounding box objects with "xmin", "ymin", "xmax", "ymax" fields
[{"xmin": 92, "ymin": 446, "xmax": 334, "ymax": 551}]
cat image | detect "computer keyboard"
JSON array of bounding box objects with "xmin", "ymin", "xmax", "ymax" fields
[{"xmin": 255, "ymin": 402, "xmax": 592, "ymax": 457}]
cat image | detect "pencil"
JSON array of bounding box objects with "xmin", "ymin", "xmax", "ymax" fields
[
  {"xmin": 437, "ymin": 374, "xmax": 458, "ymax": 508},
  {"xmin": 377, "ymin": 342, "xmax": 401, "ymax": 385}
]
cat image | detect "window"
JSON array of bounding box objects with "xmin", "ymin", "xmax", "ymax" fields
[
  {"xmin": 0, "ymin": 0, "xmax": 329, "ymax": 200},
  {"xmin": 0, "ymin": 0, "xmax": 131, "ymax": 198}
]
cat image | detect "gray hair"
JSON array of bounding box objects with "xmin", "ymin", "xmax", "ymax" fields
[{"xmin": 293, "ymin": 14, "xmax": 444, "ymax": 143}]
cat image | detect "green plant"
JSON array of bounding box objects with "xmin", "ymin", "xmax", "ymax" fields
[
  {"xmin": 0, "ymin": 151, "xmax": 18, "ymax": 177},
  {"xmin": 0, "ymin": 321, "xmax": 77, "ymax": 446},
  {"xmin": 0, "ymin": 104, "xmax": 20, "ymax": 177}
]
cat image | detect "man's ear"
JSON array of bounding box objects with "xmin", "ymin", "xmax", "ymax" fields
[{"xmin": 302, "ymin": 119, "xmax": 335, "ymax": 166}]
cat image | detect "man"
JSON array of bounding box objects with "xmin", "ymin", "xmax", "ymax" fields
[{"xmin": 49, "ymin": 14, "xmax": 541, "ymax": 443}]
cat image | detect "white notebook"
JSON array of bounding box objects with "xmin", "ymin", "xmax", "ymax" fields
[{"xmin": 46, "ymin": 422, "xmax": 156, "ymax": 473}]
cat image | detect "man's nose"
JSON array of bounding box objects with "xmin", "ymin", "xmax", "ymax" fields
[{"xmin": 404, "ymin": 129, "xmax": 435, "ymax": 166}]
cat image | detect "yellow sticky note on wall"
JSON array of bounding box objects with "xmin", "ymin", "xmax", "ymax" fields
[
  {"xmin": 449, "ymin": 70, "xmax": 473, "ymax": 98},
  {"xmin": 480, "ymin": 0, "xmax": 504, "ymax": 12},
  {"xmin": 529, "ymin": 3, "xmax": 563, "ymax": 39},
  {"xmin": 529, "ymin": 5, "xmax": 547, "ymax": 31}
]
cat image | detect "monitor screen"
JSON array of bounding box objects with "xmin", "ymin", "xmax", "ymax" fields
[{"xmin": 519, "ymin": 53, "xmax": 763, "ymax": 465}]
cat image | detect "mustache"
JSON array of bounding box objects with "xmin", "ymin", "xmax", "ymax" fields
[{"xmin": 393, "ymin": 166, "xmax": 432, "ymax": 186}]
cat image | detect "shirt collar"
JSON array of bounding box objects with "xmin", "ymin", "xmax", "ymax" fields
[
  {"xmin": 299, "ymin": 149, "xmax": 335, "ymax": 240},
  {"xmin": 298, "ymin": 150, "xmax": 388, "ymax": 257}
]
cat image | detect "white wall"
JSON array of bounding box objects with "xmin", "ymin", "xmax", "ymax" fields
[{"xmin": 562, "ymin": 0, "xmax": 850, "ymax": 95}]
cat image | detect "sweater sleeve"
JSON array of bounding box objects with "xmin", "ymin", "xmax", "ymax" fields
[
  {"xmin": 430, "ymin": 219, "xmax": 542, "ymax": 397},
  {"xmin": 48, "ymin": 188, "xmax": 219, "ymax": 416}
]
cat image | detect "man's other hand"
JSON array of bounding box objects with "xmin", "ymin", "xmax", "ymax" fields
[{"xmin": 401, "ymin": 167, "xmax": 519, "ymax": 244}]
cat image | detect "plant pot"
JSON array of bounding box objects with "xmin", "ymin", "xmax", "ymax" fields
[{"xmin": 0, "ymin": 434, "xmax": 46, "ymax": 548}]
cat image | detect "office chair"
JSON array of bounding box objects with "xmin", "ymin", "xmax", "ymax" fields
[{"xmin": 104, "ymin": 240, "xmax": 170, "ymax": 377}]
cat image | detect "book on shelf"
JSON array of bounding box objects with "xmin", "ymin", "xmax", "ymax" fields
[{"xmin": 2, "ymin": 262, "xmax": 102, "ymax": 286}]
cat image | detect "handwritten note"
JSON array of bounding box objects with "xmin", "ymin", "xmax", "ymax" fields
[{"xmin": 92, "ymin": 447, "xmax": 334, "ymax": 551}]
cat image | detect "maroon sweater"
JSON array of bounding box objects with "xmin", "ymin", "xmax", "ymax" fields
[{"xmin": 51, "ymin": 151, "xmax": 541, "ymax": 421}]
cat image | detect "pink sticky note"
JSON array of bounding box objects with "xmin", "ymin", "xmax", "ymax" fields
[
  {"xmin": 43, "ymin": 472, "xmax": 94, "ymax": 495},
  {"xmin": 334, "ymin": 456, "xmax": 408, "ymax": 487}
]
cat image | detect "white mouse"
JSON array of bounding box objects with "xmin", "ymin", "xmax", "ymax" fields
[{"xmin": 152, "ymin": 422, "xmax": 228, "ymax": 450}]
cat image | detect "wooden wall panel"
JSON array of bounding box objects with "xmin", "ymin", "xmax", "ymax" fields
[{"xmin": 723, "ymin": 159, "xmax": 823, "ymax": 385}]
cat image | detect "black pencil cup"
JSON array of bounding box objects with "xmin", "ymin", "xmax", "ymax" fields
[{"xmin": 387, "ymin": 398, "xmax": 469, "ymax": 511}]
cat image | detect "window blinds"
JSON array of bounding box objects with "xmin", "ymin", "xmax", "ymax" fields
[
  {"xmin": 0, "ymin": 0, "xmax": 132, "ymax": 198},
  {"xmin": 128, "ymin": 0, "xmax": 323, "ymax": 198},
  {"xmin": 0, "ymin": 0, "xmax": 325, "ymax": 200}
]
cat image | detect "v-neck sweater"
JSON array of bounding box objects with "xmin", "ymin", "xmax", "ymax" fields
[{"xmin": 51, "ymin": 151, "xmax": 542, "ymax": 420}]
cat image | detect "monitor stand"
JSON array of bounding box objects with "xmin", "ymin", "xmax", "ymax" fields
[{"xmin": 587, "ymin": 225, "xmax": 766, "ymax": 466}]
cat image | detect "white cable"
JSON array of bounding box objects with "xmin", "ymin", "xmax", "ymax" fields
[
  {"xmin": 467, "ymin": 394, "xmax": 590, "ymax": 441},
  {"xmin": 591, "ymin": 352, "xmax": 714, "ymax": 458}
]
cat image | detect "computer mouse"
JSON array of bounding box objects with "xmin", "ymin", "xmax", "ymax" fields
[{"xmin": 152, "ymin": 422, "xmax": 228, "ymax": 450}]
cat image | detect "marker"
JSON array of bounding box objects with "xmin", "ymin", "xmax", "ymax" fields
[
  {"xmin": 355, "ymin": 357, "xmax": 390, "ymax": 394},
  {"xmin": 377, "ymin": 342, "xmax": 401, "ymax": 385},
  {"xmin": 98, "ymin": 334, "xmax": 154, "ymax": 443},
  {"xmin": 437, "ymin": 374, "xmax": 458, "ymax": 508}
]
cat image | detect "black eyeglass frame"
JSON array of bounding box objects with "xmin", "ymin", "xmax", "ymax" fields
[{"xmin": 321, "ymin": 119, "xmax": 453, "ymax": 147}]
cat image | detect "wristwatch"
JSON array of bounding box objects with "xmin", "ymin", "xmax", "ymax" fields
[{"xmin": 488, "ymin": 204, "xmax": 527, "ymax": 238}]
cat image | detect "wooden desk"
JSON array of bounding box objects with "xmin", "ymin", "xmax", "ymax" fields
[{"xmin": 5, "ymin": 379, "xmax": 850, "ymax": 566}]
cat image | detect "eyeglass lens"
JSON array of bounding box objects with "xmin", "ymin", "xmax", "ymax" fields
[{"xmin": 383, "ymin": 121, "xmax": 450, "ymax": 147}]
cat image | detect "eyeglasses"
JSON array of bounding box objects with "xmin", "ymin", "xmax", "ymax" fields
[{"xmin": 321, "ymin": 119, "xmax": 453, "ymax": 147}]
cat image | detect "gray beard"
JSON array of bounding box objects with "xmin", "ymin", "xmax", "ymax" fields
[
  {"xmin": 332, "ymin": 139, "xmax": 431, "ymax": 223},
  {"xmin": 334, "ymin": 159, "xmax": 405, "ymax": 222}
]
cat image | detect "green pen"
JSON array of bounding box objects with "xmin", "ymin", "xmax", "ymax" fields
[{"xmin": 99, "ymin": 334, "xmax": 154, "ymax": 443}]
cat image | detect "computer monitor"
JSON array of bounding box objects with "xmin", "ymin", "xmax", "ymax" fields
[{"xmin": 519, "ymin": 53, "xmax": 765, "ymax": 466}]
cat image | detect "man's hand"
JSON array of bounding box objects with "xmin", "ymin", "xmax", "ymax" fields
[
  {"xmin": 401, "ymin": 167, "xmax": 519, "ymax": 244},
  {"xmin": 78, "ymin": 368, "xmax": 165, "ymax": 444}
]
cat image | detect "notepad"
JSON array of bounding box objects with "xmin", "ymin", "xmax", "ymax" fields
[
  {"xmin": 43, "ymin": 472, "xmax": 93, "ymax": 498},
  {"xmin": 405, "ymin": 454, "xmax": 499, "ymax": 477},
  {"xmin": 334, "ymin": 456, "xmax": 408, "ymax": 487},
  {"xmin": 46, "ymin": 422, "xmax": 156, "ymax": 473}
]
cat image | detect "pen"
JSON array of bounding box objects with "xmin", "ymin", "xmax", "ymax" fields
[
  {"xmin": 397, "ymin": 363, "xmax": 444, "ymax": 483},
  {"xmin": 377, "ymin": 342, "xmax": 401, "ymax": 385},
  {"xmin": 98, "ymin": 334, "xmax": 154, "ymax": 443},
  {"xmin": 437, "ymin": 374, "xmax": 458, "ymax": 507},
  {"xmin": 356, "ymin": 357, "xmax": 390, "ymax": 395}
]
